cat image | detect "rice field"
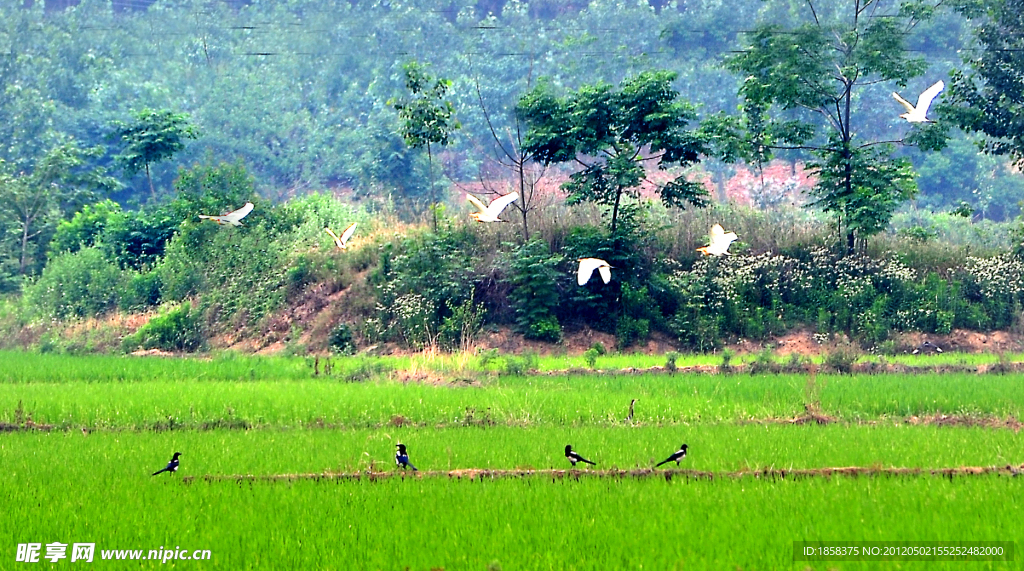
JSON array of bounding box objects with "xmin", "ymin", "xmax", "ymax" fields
[{"xmin": 2, "ymin": 352, "xmax": 1022, "ymax": 569}]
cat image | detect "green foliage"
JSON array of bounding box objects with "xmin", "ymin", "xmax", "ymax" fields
[
  {"xmin": 367, "ymin": 226, "xmax": 477, "ymax": 349},
  {"xmin": 616, "ymin": 283, "xmax": 657, "ymax": 349},
  {"xmin": 438, "ymin": 295, "xmax": 486, "ymax": 352},
  {"xmin": 824, "ymin": 343, "xmax": 860, "ymax": 374},
  {"xmin": 945, "ymin": 0, "xmax": 1024, "ymax": 167},
  {"xmin": 122, "ymin": 304, "xmax": 205, "ymax": 353},
  {"xmin": 119, "ymin": 270, "xmax": 162, "ymax": 312},
  {"xmin": 0, "ymin": 141, "xmax": 118, "ymax": 284},
  {"xmin": 23, "ymin": 247, "xmax": 122, "ymax": 320},
  {"xmin": 518, "ymin": 71, "xmax": 709, "ymax": 235},
  {"xmin": 583, "ymin": 347, "xmax": 599, "ymax": 369},
  {"xmin": 808, "ymin": 139, "xmax": 918, "ymax": 241},
  {"xmin": 388, "ymin": 61, "xmax": 460, "ymax": 227},
  {"xmin": 664, "ymin": 351, "xmax": 680, "ymax": 372},
  {"xmin": 49, "ymin": 199, "xmax": 121, "ymax": 255},
  {"xmin": 110, "ymin": 108, "xmax": 198, "ymax": 198},
  {"xmin": 505, "ymin": 240, "xmax": 563, "ymax": 343},
  {"xmin": 500, "ymin": 351, "xmax": 538, "ymax": 376},
  {"xmin": 328, "ymin": 323, "xmax": 357, "ymax": 356},
  {"xmin": 726, "ymin": 3, "xmax": 941, "ymax": 251},
  {"xmin": 719, "ymin": 348, "xmax": 735, "ymax": 373}
]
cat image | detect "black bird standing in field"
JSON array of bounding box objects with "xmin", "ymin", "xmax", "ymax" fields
[
  {"xmin": 656, "ymin": 444, "xmax": 688, "ymax": 467},
  {"xmin": 395, "ymin": 443, "xmax": 417, "ymax": 471},
  {"xmin": 624, "ymin": 399, "xmax": 636, "ymax": 424},
  {"xmin": 152, "ymin": 452, "xmax": 181, "ymax": 476},
  {"xmin": 564, "ymin": 445, "xmax": 596, "ymax": 467}
]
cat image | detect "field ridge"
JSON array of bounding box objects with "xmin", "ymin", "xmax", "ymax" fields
[{"xmin": 182, "ymin": 464, "xmax": 1024, "ymax": 484}]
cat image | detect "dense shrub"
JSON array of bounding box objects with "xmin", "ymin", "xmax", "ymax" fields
[
  {"xmin": 24, "ymin": 247, "xmax": 122, "ymax": 320},
  {"xmin": 122, "ymin": 304, "xmax": 205, "ymax": 352},
  {"xmin": 505, "ymin": 240, "xmax": 563, "ymax": 343},
  {"xmin": 328, "ymin": 323, "xmax": 357, "ymax": 355},
  {"xmin": 365, "ymin": 225, "xmax": 479, "ymax": 349}
]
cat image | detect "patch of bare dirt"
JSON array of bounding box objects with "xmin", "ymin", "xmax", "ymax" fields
[
  {"xmin": 906, "ymin": 414, "xmax": 1023, "ymax": 431},
  {"xmin": 0, "ymin": 420, "xmax": 53, "ymax": 432},
  {"xmin": 129, "ymin": 348, "xmax": 175, "ymax": 357}
]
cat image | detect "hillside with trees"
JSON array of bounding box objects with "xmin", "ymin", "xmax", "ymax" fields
[{"xmin": 1, "ymin": 0, "xmax": 1022, "ymax": 355}]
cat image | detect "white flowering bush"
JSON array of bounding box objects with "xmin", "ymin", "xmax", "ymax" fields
[{"xmin": 666, "ymin": 244, "xmax": 1020, "ymax": 348}]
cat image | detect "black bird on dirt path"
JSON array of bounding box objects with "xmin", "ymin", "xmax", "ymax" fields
[
  {"xmin": 656, "ymin": 444, "xmax": 688, "ymax": 467},
  {"xmin": 152, "ymin": 452, "xmax": 181, "ymax": 476},
  {"xmin": 565, "ymin": 445, "xmax": 596, "ymax": 467},
  {"xmin": 912, "ymin": 341, "xmax": 943, "ymax": 354},
  {"xmin": 395, "ymin": 443, "xmax": 417, "ymax": 471}
]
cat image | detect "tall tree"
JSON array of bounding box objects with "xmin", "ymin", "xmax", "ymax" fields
[
  {"xmin": 0, "ymin": 141, "xmax": 117, "ymax": 279},
  {"xmin": 944, "ymin": 0, "xmax": 1024, "ymax": 166},
  {"xmin": 110, "ymin": 109, "xmax": 198, "ymax": 201},
  {"xmin": 389, "ymin": 62, "xmax": 460, "ymax": 232},
  {"xmin": 726, "ymin": 1, "xmax": 944, "ymax": 253},
  {"xmin": 517, "ymin": 70, "xmax": 709, "ymax": 236}
]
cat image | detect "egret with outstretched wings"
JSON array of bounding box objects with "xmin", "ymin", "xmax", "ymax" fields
[
  {"xmin": 326, "ymin": 222, "xmax": 357, "ymax": 250},
  {"xmin": 467, "ymin": 191, "xmax": 519, "ymax": 222},
  {"xmin": 577, "ymin": 258, "xmax": 612, "ymax": 286},
  {"xmin": 198, "ymin": 202, "xmax": 254, "ymax": 226},
  {"xmin": 697, "ymin": 224, "xmax": 737, "ymax": 256},
  {"xmin": 892, "ymin": 80, "xmax": 944, "ymax": 123}
]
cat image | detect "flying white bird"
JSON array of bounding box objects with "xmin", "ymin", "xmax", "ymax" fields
[
  {"xmin": 697, "ymin": 224, "xmax": 737, "ymax": 257},
  {"xmin": 466, "ymin": 191, "xmax": 519, "ymax": 223},
  {"xmin": 577, "ymin": 258, "xmax": 612, "ymax": 286},
  {"xmin": 892, "ymin": 80, "xmax": 944, "ymax": 123},
  {"xmin": 198, "ymin": 202, "xmax": 254, "ymax": 226},
  {"xmin": 325, "ymin": 222, "xmax": 357, "ymax": 250}
]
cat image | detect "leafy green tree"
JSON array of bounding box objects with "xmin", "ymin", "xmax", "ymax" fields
[
  {"xmin": 389, "ymin": 62, "xmax": 460, "ymax": 232},
  {"xmin": 518, "ymin": 70, "xmax": 709, "ymax": 236},
  {"xmin": 726, "ymin": 1, "xmax": 944, "ymax": 253},
  {"xmin": 505, "ymin": 239, "xmax": 564, "ymax": 342},
  {"xmin": 110, "ymin": 109, "xmax": 198, "ymax": 200},
  {"xmin": 944, "ymin": 0, "xmax": 1024, "ymax": 166},
  {"xmin": 0, "ymin": 141, "xmax": 117, "ymax": 279}
]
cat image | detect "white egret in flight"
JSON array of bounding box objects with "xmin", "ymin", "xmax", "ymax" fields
[
  {"xmin": 466, "ymin": 191, "xmax": 519, "ymax": 223},
  {"xmin": 198, "ymin": 202, "xmax": 254, "ymax": 226},
  {"xmin": 697, "ymin": 224, "xmax": 737, "ymax": 256},
  {"xmin": 326, "ymin": 222, "xmax": 357, "ymax": 250},
  {"xmin": 577, "ymin": 258, "xmax": 612, "ymax": 286},
  {"xmin": 892, "ymin": 80, "xmax": 944, "ymax": 123}
]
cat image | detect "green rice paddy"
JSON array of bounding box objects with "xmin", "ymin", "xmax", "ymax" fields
[{"xmin": 2, "ymin": 352, "xmax": 1021, "ymax": 569}]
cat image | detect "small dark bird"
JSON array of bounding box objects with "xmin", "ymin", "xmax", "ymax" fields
[
  {"xmin": 152, "ymin": 452, "xmax": 181, "ymax": 476},
  {"xmin": 395, "ymin": 443, "xmax": 417, "ymax": 471},
  {"xmin": 656, "ymin": 444, "xmax": 688, "ymax": 467},
  {"xmin": 625, "ymin": 399, "xmax": 636, "ymax": 424},
  {"xmin": 564, "ymin": 444, "xmax": 596, "ymax": 467},
  {"xmin": 912, "ymin": 340, "xmax": 943, "ymax": 355}
]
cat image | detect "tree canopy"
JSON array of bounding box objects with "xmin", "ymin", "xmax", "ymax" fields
[
  {"xmin": 726, "ymin": 0, "xmax": 946, "ymax": 252},
  {"xmin": 518, "ymin": 70, "xmax": 709, "ymax": 235},
  {"xmin": 945, "ymin": 0, "xmax": 1024, "ymax": 166}
]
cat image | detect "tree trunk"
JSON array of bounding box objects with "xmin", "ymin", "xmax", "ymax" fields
[
  {"xmin": 146, "ymin": 163, "xmax": 155, "ymax": 201},
  {"xmin": 427, "ymin": 142, "xmax": 436, "ymax": 232},
  {"xmin": 19, "ymin": 224, "xmax": 30, "ymax": 275},
  {"xmin": 610, "ymin": 187, "xmax": 622, "ymax": 236},
  {"xmin": 518, "ymin": 158, "xmax": 529, "ymax": 241}
]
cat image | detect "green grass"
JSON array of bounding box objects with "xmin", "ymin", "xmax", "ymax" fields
[
  {"xmin": 4, "ymin": 372, "xmax": 1024, "ymax": 429},
  {"xmin": 3, "ymin": 353, "xmax": 1022, "ymax": 569},
  {"xmin": 3, "ymin": 459, "xmax": 1019, "ymax": 570},
  {"xmin": 3, "ymin": 425, "xmax": 1022, "ymax": 476},
  {"xmin": 2, "ymin": 350, "xmax": 1019, "ymax": 385}
]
